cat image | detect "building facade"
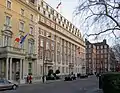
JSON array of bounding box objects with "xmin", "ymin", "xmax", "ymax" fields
[
  {"xmin": 86, "ymin": 40, "xmax": 96, "ymax": 74},
  {"xmin": 0, "ymin": 0, "xmax": 85, "ymax": 83},
  {"xmin": 0, "ymin": 0, "xmax": 38, "ymax": 83},
  {"xmin": 86, "ymin": 39, "xmax": 110, "ymax": 74},
  {"xmin": 36, "ymin": 0, "xmax": 86, "ymax": 78}
]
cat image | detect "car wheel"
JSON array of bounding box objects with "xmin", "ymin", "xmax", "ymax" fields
[{"xmin": 12, "ymin": 85, "xmax": 17, "ymax": 90}]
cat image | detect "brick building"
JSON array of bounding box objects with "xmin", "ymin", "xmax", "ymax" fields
[{"xmin": 86, "ymin": 39, "xmax": 110, "ymax": 74}]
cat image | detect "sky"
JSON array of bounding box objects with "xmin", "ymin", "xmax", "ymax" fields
[{"xmin": 44, "ymin": 0, "xmax": 79, "ymax": 26}]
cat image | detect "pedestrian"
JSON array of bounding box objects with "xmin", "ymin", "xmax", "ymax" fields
[
  {"xmin": 96, "ymin": 73, "xmax": 99, "ymax": 79},
  {"xmin": 29, "ymin": 75, "xmax": 32, "ymax": 84},
  {"xmin": 42, "ymin": 76, "xmax": 45, "ymax": 83},
  {"xmin": 26, "ymin": 75, "xmax": 29, "ymax": 84}
]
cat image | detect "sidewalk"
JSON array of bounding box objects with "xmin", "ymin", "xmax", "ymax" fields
[
  {"xmin": 92, "ymin": 89, "xmax": 103, "ymax": 93},
  {"xmin": 19, "ymin": 79, "xmax": 63, "ymax": 86},
  {"xmin": 86, "ymin": 88, "xmax": 103, "ymax": 93}
]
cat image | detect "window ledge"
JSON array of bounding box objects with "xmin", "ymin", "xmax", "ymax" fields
[
  {"xmin": 29, "ymin": 34, "xmax": 34, "ymax": 37},
  {"xmin": 6, "ymin": 7, "xmax": 11, "ymax": 10},
  {"xmin": 19, "ymin": 30, "xmax": 25, "ymax": 33}
]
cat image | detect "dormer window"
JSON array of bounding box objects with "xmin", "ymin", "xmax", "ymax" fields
[
  {"xmin": 46, "ymin": 5, "xmax": 48, "ymax": 10},
  {"xmin": 30, "ymin": 0, "xmax": 35, "ymax": 4}
]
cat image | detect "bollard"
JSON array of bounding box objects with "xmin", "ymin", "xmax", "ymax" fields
[{"xmin": 99, "ymin": 75, "xmax": 103, "ymax": 89}]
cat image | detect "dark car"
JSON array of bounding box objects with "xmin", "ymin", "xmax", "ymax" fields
[
  {"xmin": 71, "ymin": 74, "xmax": 76, "ymax": 80},
  {"xmin": 0, "ymin": 79, "xmax": 18, "ymax": 90},
  {"xmin": 80, "ymin": 74, "xmax": 88, "ymax": 78},
  {"xmin": 64, "ymin": 75, "xmax": 73, "ymax": 81}
]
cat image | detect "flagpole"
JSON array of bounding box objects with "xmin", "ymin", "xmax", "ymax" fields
[
  {"xmin": 56, "ymin": 0, "xmax": 62, "ymax": 14},
  {"xmin": 59, "ymin": 0, "xmax": 62, "ymax": 14}
]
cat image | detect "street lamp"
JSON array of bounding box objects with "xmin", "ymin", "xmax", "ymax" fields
[{"xmin": 42, "ymin": 43, "xmax": 45, "ymax": 83}]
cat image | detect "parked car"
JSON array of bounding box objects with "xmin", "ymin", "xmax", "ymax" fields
[
  {"xmin": 0, "ymin": 79, "xmax": 18, "ymax": 90},
  {"xmin": 71, "ymin": 74, "xmax": 77, "ymax": 80},
  {"xmin": 80, "ymin": 74, "xmax": 88, "ymax": 78},
  {"xmin": 46, "ymin": 74, "xmax": 55, "ymax": 80},
  {"xmin": 64, "ymin": 75, "xmax": 73, "ymax": 81}
]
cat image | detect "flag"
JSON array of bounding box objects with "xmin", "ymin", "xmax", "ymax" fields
[
  {"xmin": 14, "ymin": 37, "xmax": 20, "ymax": 48},
  {"xmin": 20, "ymin": 33, "xmax": 28, "ymax": 44},
  {"xmin": 56, "ymin": 2, "xmax": 61, "ymax": 9},
  {"xmin": 15, "ymin": 37, "xmax": 20, "ymax": 42}
]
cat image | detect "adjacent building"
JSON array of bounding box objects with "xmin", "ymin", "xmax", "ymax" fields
[
  {"xmin": 0, "ymin": 0, "xmax": 85, "ymax": 83},
  {"xmin": 86, "ymin": 40, "xmax": 96, "ymax": 74},
  {"xmin": 86, "ymin": 39, "xmax": 110, "ymax": 74}
]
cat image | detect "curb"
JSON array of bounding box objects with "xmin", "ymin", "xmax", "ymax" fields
[{"xmin": 86, "ymin": 88, "xmax": 103, "ymax": 93}]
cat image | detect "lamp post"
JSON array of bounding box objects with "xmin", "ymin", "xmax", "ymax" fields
[
  {"xmin": 42, "ymin": 44, "xmax": 45, "ymax": 83},
  {"xmin": 42, "ymin": 37, "xmax": 46, "ymax": 83}
]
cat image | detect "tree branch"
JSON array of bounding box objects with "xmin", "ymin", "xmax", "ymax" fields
[{"xmin": 87, "ymin": 27, "xmax": 120, "ymax": 36}]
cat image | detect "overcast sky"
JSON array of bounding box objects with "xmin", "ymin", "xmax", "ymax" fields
[{"xmin": 44, "ymin": 0, "xmax": 79, "ymax": 26}]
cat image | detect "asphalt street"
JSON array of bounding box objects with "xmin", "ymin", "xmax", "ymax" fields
[{"xmin": 1, "ymin": 76, "xmax": 102, "ymax": 93}]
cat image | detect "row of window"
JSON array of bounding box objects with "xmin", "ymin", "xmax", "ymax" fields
[
  {"xmin": 2, "ymin": 35, "xmax": 34, "ymax": 54},
  {"xmin": 7, "ymin": 0, "xmax": 34, "ymax": 21},
  {"xmin": 38, "ymin": 2, "xmax": 81, "ymax": 38},
  {"xmin": 6, "ymin": 0, "xmax": 82, "ymax": 40},
  {"xmin": 87, "ymin": 48, "xmax": 108, "ymax": 53},
  {"xmin": 40, "ymin": 1, "xmax": 77, "ymax": 28},
  {"xmin": 96, "ymin": 49, "xmax": 108, "ymax": 54},
  {"xmin": 39, "ymin": 29, "xmax": 84, "ymax": 52},
  {"xmin": 87, "ymin": 45, "xmax": 108, "ymax": 49},
  {"xmin": 5, "ymin": 15, "xmax": 34, "ymax": 35}
]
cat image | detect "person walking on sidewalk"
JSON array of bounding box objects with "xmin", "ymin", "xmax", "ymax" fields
[
  {"xmin": 29, "ymin": 75, "xmax": 32, "ymax": 84},
  {"xmin": 96, "ymin": 73, "xmax": 99, "ymax": 79},
  {"xmin": 26, "ymin": 75, "xmax": 29, "ymax": 84}
]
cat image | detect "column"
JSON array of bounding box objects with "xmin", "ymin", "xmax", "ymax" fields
[
  {"xmin": 55, "ymin": 36, "xmax": 57, "ymax": 71},
  {"xmin": 6, "ymin": 57, "xmax": 9, "ymax": 80},
  {"xmin": 20, "ymin": 59, "xmax": 23, "ymax": 80},
  {"xmin": 10, "ymin": 58, "xmax": 12, "ymax": 80}
]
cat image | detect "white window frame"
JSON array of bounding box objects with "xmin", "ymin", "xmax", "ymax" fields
[
  {"xmin": 28, "ymin": 41, "xmax": 34, "ymax": 54},
  {"xmin": 40, "ymin": 38, "xmax": 43, "ymax": 47},
  {"xmin": 51, "ymin": 42, "xmax": 54, "ymax": 50},
  {"xmin": 20, "ymin": 8, "xmax": 24, "ymax": 16},
  {"xmin": 29, "ymin": 26, "xmax": 34, "ymax": 35},
  {"xmin": 89, "ymin": 45, "xmax": 91, "ymax": 48},
  {"xmin": 46, "ymin": 41, "xmax": 49, "ymax": 49},
  {"xmin": 104, "ymin": 45, "xmax": 107, "ymax": 48},
  {"xmin": 30, "ymin": 14, "xmax": 33, "ymax": 21},
  {"xmin": 19, "ymin": 21, "xmax": 24, "ymax": 31},
  {"xmin": 6, "ymin": 0, "xmax": 12, "ymax": 9},
  {"xmin": 97, "ymin": 46, "xmax": 99, "ymax": 49},
  {"xmin": 4, "ymin": 35, "xmax": 11, "ymax": 46},
  {"xmin": 5, "ymin": 16, "xmax": 11, "ymax": 26}
]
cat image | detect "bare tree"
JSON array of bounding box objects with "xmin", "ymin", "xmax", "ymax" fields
[
  {"xmin": 113, "ymin": 43, "xmax": 120, "ymax": 62},
  {"xmin": 75, "ymin": 0, "xmax": 120, "ymax": 39}
]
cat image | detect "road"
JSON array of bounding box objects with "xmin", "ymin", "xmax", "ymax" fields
[{"xmin": 1, "ymin": 76, "xmax": 102, "ymax": 93}]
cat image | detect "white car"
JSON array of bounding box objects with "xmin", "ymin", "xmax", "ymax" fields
[{"xmin": 0, "ymin": 79, "xmax": 18, "ymax": 90}]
